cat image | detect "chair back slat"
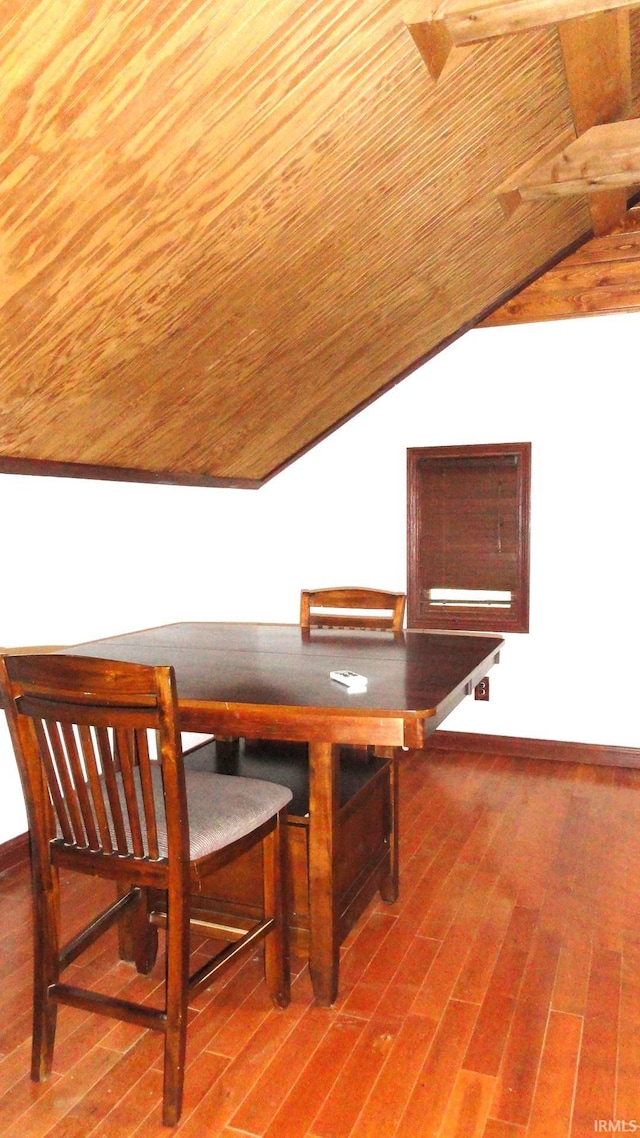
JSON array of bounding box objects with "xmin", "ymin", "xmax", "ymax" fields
[
  {"xmin": 43, "ymin": 717, "xmax": 89, "ymax": 845},
  {"xmin": 0, "ymin": 654, "xmax": 183, "ymax": 867},
  {"xmin": 34, "ymin": 718, "xmax": 76, "ymax": 844},
  {"xmin": 78, "ymin": 724, "xmax": 114, "ymax": 853},
  {"xmin": 135, "ymin": 729, "xmax": 160, "ymax": 860},
  {"xmin": 60, "ymin": 720, "xmax": 101, "ymax": 849},
  {"xmin": 95, "ymin": 725, "xmax": 129, "ymax": 854},
  {"xmin": 300, "ymin": 587, "xmax": 406, "ymax": 632},
  {"xmin": 115, "ymin": 727, "xmax": 149, "ymax": 860}
]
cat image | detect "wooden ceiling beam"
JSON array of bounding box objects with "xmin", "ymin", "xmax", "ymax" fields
[
  {"xmin": 490, "ymin": 7, "xmax": 633, "ymax": 233},
  {"xmin": 516, "ymin": 120, "xmax": 640, "ymax": 195},
  {"xmin": 409, "ymin": 0, "xmax": 634, "ymax": 80},
  {"xmin": 495, "ymin": 128, "xmax": 577, "ymax": 218},
  {"xmin": 558, "ymin": 8, "xmax": 632, "ymax": 231}
]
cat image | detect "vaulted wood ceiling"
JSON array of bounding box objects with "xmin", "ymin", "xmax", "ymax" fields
[{"xmin": 2, "ymin": 1, "xmax": 640, "ymax": 487}]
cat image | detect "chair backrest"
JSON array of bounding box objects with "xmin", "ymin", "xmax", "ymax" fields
[
  {"xmin": 299, "ymin": 587, "xmax": 406, "ymax": 632},
  {"xmin": 0, "ymin": 653, "xmax": 187, "ymax": 874}
]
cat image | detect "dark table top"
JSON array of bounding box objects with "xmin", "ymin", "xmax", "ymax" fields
[{"xmin": 66, "ymin": 622, "xmax": 504, "ymax": 748}]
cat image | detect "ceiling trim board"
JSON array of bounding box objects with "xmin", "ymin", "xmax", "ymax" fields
[{"xmin": 0, "ymin": 456, "xmax": 261, "ymax": 491}]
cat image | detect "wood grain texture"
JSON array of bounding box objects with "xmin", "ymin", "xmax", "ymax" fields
[
  {"xmin": 410, "ymin": 0, "xmax": 633, "ymax": 83},
  {"xmin": 2, "ymin": 745, "xmax": 640, "ymax": 1134},
  {"xmin": 518, "ymin": 120, "xmax": 640, "ymax": 195},
  {"xmin": 481, "ymin": 206, "xmax": 640, "ymax": 323},
  {"xmin": 557, "ymin": 8, "xmax": 631, "ymax": 234},
  {"xmin": 0, "ymin": 1, "xmax": 591, "ymax": 483},
  {"xmin": 430, "ymin": 0, "xmax": 634, "ymax": 45}
]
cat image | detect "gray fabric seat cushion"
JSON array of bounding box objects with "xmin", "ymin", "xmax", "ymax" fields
[
  {"xmin": 177, "ymin": 768, "xmax": 292, "ymax": 860},
  {"xmin": 55, "ymin": 764, "xmax": 292, "ymax": 862}
]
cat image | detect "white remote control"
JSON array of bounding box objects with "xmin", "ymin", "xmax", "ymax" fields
[{"xmin": 330, "ymin": 669, "xmax": 368, "ymax": 690}]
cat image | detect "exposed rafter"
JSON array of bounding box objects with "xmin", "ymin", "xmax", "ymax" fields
[
  {"xmin": 492, "ymin": 8, "xmax": 633, "ymax": 233},
  {"xmin": 497, "ymin": 120, "xmax": 640, "ymax": 236},
  {"xmin": 495, "ymin": 129, "xmax": 577, "ymax": 218},
  {"xmin": 409, "ymin": 0, "xmax": 633, "ymax": 81},
  {"xmin": 558, "ymin": 8, "xmax": 632, "ymax": 231},
  {"xmin": 517, "ymin": 120, "xmax": 640, "ymax": 192},
  {"xmin": 410, "ymin": 2, "xmax": 635, "ymax": 229}
]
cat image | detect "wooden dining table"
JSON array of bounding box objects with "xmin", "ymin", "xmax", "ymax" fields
[{"xmin": 64, "ymin": 621, "xmax": 504, "ymax": 1004}]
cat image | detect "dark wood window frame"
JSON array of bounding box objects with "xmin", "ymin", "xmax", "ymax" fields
[{"xmin": 407, "ymin": 441, "xmax": 531, "ymax": 633}]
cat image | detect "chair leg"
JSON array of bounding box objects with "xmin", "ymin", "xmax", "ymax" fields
[
  {"xmin": 162, "ymin": 885, "xmax": 190, "ymax": 1126},
  {"xmin": 31, "ymin": 871, "xmax": 60, "ymax": 1082},
  {"xmin": 262, "ymin": 811, "xmax": 290, "ymax": 1009},
  {"xmin": 131, "ymin": 887, "xmax": 159, "ymax": 975},
  {"xmin": 116, "ymin": 884, "xmax": 159, "ymax": 974}
]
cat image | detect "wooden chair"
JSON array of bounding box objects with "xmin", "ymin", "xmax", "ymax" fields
[
  {"xmin": 0, "ymin": 652, "xmax": 291, "ymax": 1127},
  {"xmin": 300, "ymin": 587, "xmax": 406, "ymax": 632},
  {"xmin": 298, "ymin": 585, "xmax": 405, "ymax": 899},
  {"xmin": 182, "ymin": 587, "xmax": 405, "ymax": 942}
]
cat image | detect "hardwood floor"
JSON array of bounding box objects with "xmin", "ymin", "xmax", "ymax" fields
[{"xmin": 1, "ymin": 747, "xmax": 639, "ymax": 1137}]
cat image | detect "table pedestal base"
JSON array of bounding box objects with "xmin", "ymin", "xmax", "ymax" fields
[{"xmin": 147, "ymin": 739, "xmax": 394, "ymax": 1003}]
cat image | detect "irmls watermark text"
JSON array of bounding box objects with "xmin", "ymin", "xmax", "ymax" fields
[{"xmin": 594, "ymin": 1123, "xmax": 640, "ymax": 1133}]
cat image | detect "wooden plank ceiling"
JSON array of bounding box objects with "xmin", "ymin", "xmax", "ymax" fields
[
  {"xmin": 1, "ymin": 0, "xmax": 640, "ymax": 487},
  {"xmin": 482, "ymin": 204, "xmax": 640, "ymax": 323}
]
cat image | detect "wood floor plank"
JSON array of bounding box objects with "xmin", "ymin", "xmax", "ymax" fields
[
  {"xmin": 490, "ymin": 1002, "xmax": 551, "ymax": 1127},
  {"xmin": 490, "ymin": 930, "xmax": 564, "ymax": 1125},
  {"xmin": 310, "ymin": 1015, "xmax": 408, "ymax": 1138},
  {"xmin": 262, "ymin": 1013, "xmax": 367, "ymax": 1138},
  {"xmin": 0, "ymin": 1010, "xmax": 31, "ymax": 1060},
  {"xmin": 200, "ymin": 960, "xmax": 283, "ymax": 1059},
  {"xmin": 526, "ymin": 1010, "xmax": 582, "ymax": 1138},
  {"xmin": 337, "ymin": 911, "xmax": 398, "ymax": 996},
  {"xmin": 228, "ymin": 1003, "xmax": 338, "ymax": 1135},
  {"xmin": 551, "ymin": 914, "xmax": 592, "ymax": 1018},
  {"xmin": 0, "ymin": 1039, "xmax": 32, "ymax": 1098},
  {"xmin": 452, "ymin": 889, "xmax": 516, "ymax": 1005},
  {"xmin": 459, "ymin": 808, "xmax": 510, "ymax": 868},
  {"xmin": 2, "ymin": 750, "xmax": 640, "ymax": 1137},
  {"xmin": 439, "ymin": 1069, "xmax": 496, "ymax": 1137},
  {"xmin": 483, "ymin": 1121, "xmax": 526, "ymax": 1137},
  {"xmin": 184, "ymin": 951, "xmax": 269, "ymax": 1058},
  {"xmin": 462, "ymin": 992, "xmax": 516, "ymax": 1080},
  {"xmin": 388, "ymin": 806, "xmax": 486, "ymax": 924},
  {"xmin": 36, "ymin": 1038, "xmax": 164, "ymax": 1138},
  {"xmin": 463, "ymin": 906, "xmax": 539, "ymax": 1077},
  {"xmin": 417, "ymin": 860, "xmax": 478, "ymax": 940},
  {"xmin": 394, "ymin": 1000, "xmax": 479, "ymax": 1138},
  {"xmin": 617, "ymin": 931, "xmax": 640, "ymax": 1125},
  {"xmin": 176, "ymin": 976, "xmax": 315, "ymax": 1137},
  {"xmin": 340, "ymin": 909, "xmax": 437, "ymax": 1020},
  {"xmin": 343, "ymin": 1012, "xmax": 438, "ymax": 1138},
  {"xmin": 473, "ymin": 770, "xmax": 535, "ymax": 873},
  {"xmin": 98, "ymin": 1068, "xmax": 164, "ymax": 1138},
  {"xmin": 1, "ymin": 1044, "xmax": 123, "ymax": 1138},
  {"xmin": 373, "ymin": 934, "xmax": 441, "ymax": 1021},
  {"xmin": 570, "ymin": 946, "xmax": 621, "ymax": 1137},
  {"xmin": 53, "ymin": 1003, "xmax": 144, "ymax": 1071},
  {"xmin": 0, "ymin": 1070, "xmax": 63, "ymax": 1136},
  {"xmin": 410, "ymin": 868, "xmax": 500, "ymax": 1020}
]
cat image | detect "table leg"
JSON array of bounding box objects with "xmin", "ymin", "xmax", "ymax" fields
[
  {"xmin": 376, "ymin": 746, "xmax": 399, "ymax": 903},
  {"xmin": 307, "ymin": 740, "xmax": 339, "ymax": 1006}
]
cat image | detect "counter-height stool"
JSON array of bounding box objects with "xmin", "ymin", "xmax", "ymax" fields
[{"xmin": 0, "ymin": 652, "xmax": 291, "ymax": 1126}]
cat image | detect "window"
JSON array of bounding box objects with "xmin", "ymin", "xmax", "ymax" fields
[{"xmin": 407, "ymin": 442, "xmax": 531, "ymax": 633}]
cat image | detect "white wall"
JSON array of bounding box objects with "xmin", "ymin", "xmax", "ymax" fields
[{"xmin": 2, "ymin": 310, "xmax": 639, "ymax": 843}]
